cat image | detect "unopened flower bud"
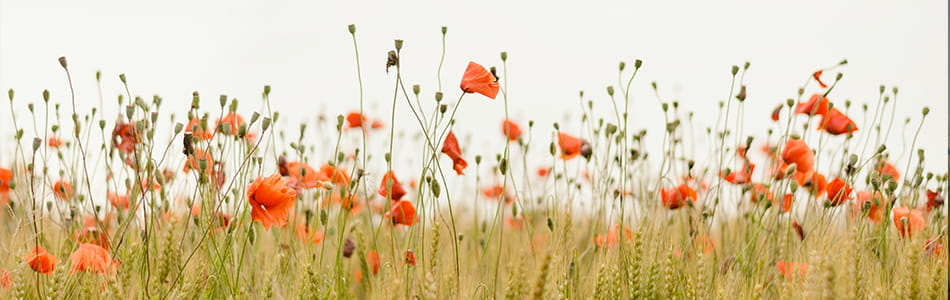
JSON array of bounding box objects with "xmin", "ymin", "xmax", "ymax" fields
[
  {"xmin": 58, "ymin": 56, "xmax": 68, "ymax": 69},
  {"xmin": 347, "ymin": 24, "xmax": 356, "ymax": 34}
]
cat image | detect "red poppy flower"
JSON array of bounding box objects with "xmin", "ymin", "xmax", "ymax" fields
[
  {"xmin": 48, "ymin": 137, "xmax": 65, "ymax": 148},
  {"xmin": 851, "ymin": 191, "xmax": 887, "ymax": 224},
  {"xmin": 441, "ymin": 131, "xmax": 468, "ymax": 175},
  {"xmin": 722, "ymin": 163, "xmax": 755, "ymax": 185},
  {"xmin": 779, "ymin": 193, "xmax": 794, "ymax": 213},
  {"xmin": 459, "ymin": 61, "xmax": 499, "ymax": 99},
  {"xmin": 694, "ymin": 235, "xmax": 715, "ymax": 254},
  {"xmin": 183, "ymin": 148, "xmax": 214, "ymax": 174},
  {"xmin": 536, "ymin": 167, "xmax": 550, "ymax": 177},
  {"xmin": 216, "ymin": 113, "xmax": 245, "ymax": 136},
  {"xmin": 295, "ymin": 223, "xmax": 325, "ymax": 244},
  {"xmin": 389, "ymin": 200, "xmax": 417, "ymax": 226},
  {"xmin": 285, "ymin": 161, "xmax": 325, "ymax": 189},
  {"xmin": 925, "ymin": 189, "xmax": 945, "ymax": 211},
  {"xmin": 345, "ymin": 112, "xmax": 373, "ymax": 129},
  {"xmin": 367, "ymin": 251, "xmax": 381, "ymax": 274},
  {"xmin": 74, "ymin": 226, "xmax": 110, "ymax": 250},
  {"xmin": 892, "ymin": 206, "xmax": 926, "ymax": 238},
  {"xmin": 0, "ymin": 269, "xmax": 11, "ymax": 290},
  {"xmin": 818, "ymin": 108, "xmax": 858, "ymax": 135},
  {"xmin": 319, "ymin": 164, "xmax": 351, "ymax": 188},
  {"xmin": 377, "ymin": 171, "xmax": 406, "ymax": 201},
  {"xmin": 112, "ymin": 120, "xmax": 139, "ymax": 153},
  {"xmin": 749, "ymin": 183, "xmax": 774, "ymax": 203},
  {"xmin": 0, "ymin": 168, "xmax": 12, "ymax": 204},
  {"xmin": 502, "ymin": 120, "xmax": 522, "ymax": 141},
  {"xmin": 793, "ymin": 171, "xmax": 827, "ymax": 196},
  {"xmin": 53, "ymin": 180, "xmax": 74, "ymax": 201},
  {"xmin": 776, "ymin": 261, "xmax": 809, "ymax": 279},
  {"xmin": 875, "ymin": 161, "xmax": 900, "ymax": 181},
  {"xmin": 795, "ymin": 94, "xmax": 830, "ymax": 116},
  {"xmin": 247, "ymin": 174, "xmax": 298, "ymax": 229},
  {"xmin": 25, "ymin": 245, "xmax": 58, "ymax": 275},
  {"xmin": 660, "ymin": 183, "xmax": 698, "ymax": 210},
  {"xmin": 593, "ymin": 224, "xmax": 633, "ymax": 247},
  {"xmin": 186, "ymin": 117, "xmax": 213, "ymax": 140},
  {"xmin": 557, "ymin": 132, "xmax": 591, "ymax": 161},
  {"xmin": 482, "ymin": 184, "xmax": 515, "ymax": 205},
  {"xmin": 69, "ymin": 243, "xmax": 116, "ymax": 274},
  {"xmin": 812, "ymin": 70, "xmax": 828, "ymax": 89},
  {"xmin": 404, "ymin": 250, "xmax": 417, "ymax": 266},
  {"xmin": 825, "ymin": 177, "xmax": 853, "ymax": 206},
  {"xmin": 107, "ymin": 192, "xmax": 130, "ymax": 211},
  {"xmin": 781, "ymin": 138, "xmax": 814, "ymax": 175}
]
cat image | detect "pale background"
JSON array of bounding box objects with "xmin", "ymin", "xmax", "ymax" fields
[{"xmin": 1, "ymin": 0, "xmax": 947, "ymax": 181}]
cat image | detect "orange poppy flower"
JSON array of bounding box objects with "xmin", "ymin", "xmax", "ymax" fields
[
  {"xmin": 388, "ymin": 200, "xmax": 417, "ymax": 226},
  {"xmin": 825, "ymin": 177, "xmax": 853, "ymax": 206},
  {"xmin": 779, "ymin": 193, "xmax": 794, "ymax": 213},
  {"xmin": 216, "ymin": 113, "xmax": 245, "ymax": 136},
  {"xmin": 749, "ymin": 183, "xmax": 774, "ymax": 203},
  {"xmin": 53, "ymin": 180, "xmax": 74, "ymax": 201},
  {"xmin": 0, "ymin": 269, "xmax": 11, "ymax": 290},
  {"xmin": 892, "ymin": 206, "xmax": 926, "ymax": 238},
  {"xmin": 404, "ymin": 249, "xmax": 417, "ymax": 266},
  {"xmin": 319, "ymin": 164, "xmax": 351, "ymax": 188},
  {"xmin": 285, "ymin": 161, "xmax": 325, "ymax": 189},
  {"xmin": 694, "ymin": 235, "xmax": 715, "ymax": 254},
  {"xmin": 107, "ymin": 192, "xmax": 129, "ymax": 211},
  {"xmin": 502, "ymin": 120, "xmax": 522, "ymax": 141},
  {"xmin": 795, "ymin": 94, "xmax": 830, "ymax": 116},
  {"xmin": 295, "ymin": 223, "xmax": 325, "ymax": 244},
  {"xmin": 185, "ymin": 117, "xmax": 213, "ymax": 140},
  {"xmin": 660, "ymin": 183, "xmax": 698, "ymax": 210},
  {"xmin": 482, "ymin": 184, "xmax": 515, "ymax": 205},
  {"xmin": 247, "ymin": 174, "xmax": 298, "ymax": 230},
  {"xmin": 48, "ymin": 137, "xmax": 65, "ymax": 148},
  {"xmin": 771, "ymin": 104, "xmax": 783, "ymax": 122},
  {"xmin": 505, "ymin": 215, "xmax": 525, "ymax": 229},
  {"xmin": 69, "ymin": 243, "xmax": 115, "ymax": 274},
  {"xmin": 25, "ymin": 245, "xmax": 58, "ymax": 275},
  {"xmin": 183, "ymin": 148, "xmax": 214, "ymax": 173},
  {"xmin": 851, "ymin": 191, "xmax": 887, "ymax": 224},
  {"xmin": 367, "ymin": 250, "xmax": 380, "ymax": 274},
  {"xmin": 924, "ymin": 239, "xmax": 944, "ymax": 257},
  {"xmin": 0, "ymin": 168, "xmax": 12, "ymax": 205},
  {"xmin": 441, "ymin": 131, "xmax": 468, "ymax": 175},
  {"xmin": 74, "ymin": 226, "xmax": 110, "ymax": 249},
  {"xmin": 781, "ymin": 138, "xmax": 814, "ymax": 175},
  {"xmin": 818, "ymin": 108, "xmax": 858, "ymax": 135},
  {"xmin": 776, "ymin": 261, "xmax": 809, "ymax": 279},
  {"xmin": 459, "ymin": 61, "xmax": 500, "ymax": 99},
  {"xmin": 925, "ymin": 189, "xmax": 945, "ymax": 212},
  {"xmin": 593, "ymin": 224, "xmax": 633, "ymax": 247},
  {"xmin": 354, "ymin": 269, "xmax": 363, "ymax": 283},
  {"xmin": 536, "ymin": 167, "xmax": 550, "ymax": 177},
  {"xmin": 112, "ymin": 120, "xmax": 139, "ymax": 153},
  {"xmin": 875, "ymin": 161, "xmax": 900, "ymax": 182},
  {"xmin": 345, "ymin": 112, "xmax": 374, "ymax": 129},
  {"xmin": 793, "ymin": 171, "xmax": 827, "ymax": 196},
  {"xmin": 214, "ymin": 212, "xmax": 232, "ymax": 231},
  {"xmin": 557, "ymin": 132, "xmax": 591, "ymax": 161},
  {"xmin": 722, "ymin": 163, "xmax": 755, "ymax": 185},
  {"xmin": 377, "ymin": 171, "xmax": 406, "ymax": 201},
  {"xmin": 812, "ymin": 70, "xmax": 828, "ymax": 89}
]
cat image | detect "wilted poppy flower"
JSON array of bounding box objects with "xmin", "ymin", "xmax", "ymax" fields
[
  {"xmin": 459, "ymin": 61, "xmax": 500, "ymax": 99},
  {"xmin": 781, "ymin": 139, "xmax": 814, "ymax": 175},
  {"xmin": 186, "ymin": 117, "xmax": 213, "ymax": 140},
  {"xmin": 558, "ymin": 132, "xmax": 591, "ymax": 161},
  {"xmin": 502, "ymin": 120, "xmax": 522, "ymax": 141},
  {"xmin": 378, "ymin": 171, "xmax": 406, "ymax": 201},
  {"xmin": 112, "ymin": 119, "xmax": 139, "ymax": 153},
  {"xmin": 441, "ymin": 131, "xmax": 468, "ymax": 175},
  {"xmin": 285, "ymin": 161, "xmax": 325, "ymax": 189},
  {"xmin": 53, "ymin": 180, "xmax": 74, "ymax": 201},
  {"xmin": 776, "ymin": 261, "xmax": 809, "ymax": 279},
  {"xmin": 818, "ymin": 108, "xmax": 858, "ymax": 135},
  {"xmin": 295, "ymin": 223, "xmax": 325, "ymax": 244},
  {"xmin": 825, "ymin": 177, "xmax": 853, "ymax": 206},
  {"xmin": 247, "ymin": 174, "xmax": 298, "ymax": 229},
  {"xmin": 892, "ymin": 206, "xmax": 926, "ymax": 238},
  {"xmin": 48, "ymin": 137, "xmax": 65, "ymax": 148},
  {"xmin": 812, "ymin": 70, "xmax": 828, "ymax": 89},
  {"xmin": 25, "ymin": 245, "xmax": 58, "ymax": 275},
  {"xmin": 69, "ymin": 243, "xmax": 115, "ymax": 274},
  {"xmin": 925, "ymin": 189, "xmax": 945, "ymax": 212},
  {"xmin": 792, "ymin": 220, "xmax": 806, "ymax": 241},
  {"xmin": 851, "ymin": 191, "xmax": 887, "ymax": 224},
  {"xmin": 795, "ymin": 94, "xmax": 830, "ymax": 116},
  {"xmin": 216, "ymin": 113, "xmax": 245, "ymax": 136},
  {"xmin": 404, "ymin": 249, "xmax": 417, "ymax": 266},
  {"xmin": 875, "ymin": 161, "xmax": 900, "ymax": 182},
  {"xmin": 388, "ymin": 200, "xmax": 417, "ymax": 226},
  {"xmin": 660, "ymin": 184, "xmax": 698, "ymax": 209},
  {"xmin": 771, "ymin": 104, "xmax": 783, "ymax": 122},
  {"xmin": 366, "ymin": 251, "xmax": 381, "ymax": 274},
  {"xmin": 722, "ymin": 163, "xmax": 755, "ymax": 185}
]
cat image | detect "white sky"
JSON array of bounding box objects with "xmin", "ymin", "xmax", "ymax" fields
[{"xmin": 1, "ymin": 0, "xmax": 947, "ymax": 179}]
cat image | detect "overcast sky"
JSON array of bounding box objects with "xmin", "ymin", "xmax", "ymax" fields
[{"xmin": 1, "ymin": 0, "xmax": 947, "ymax": 177}]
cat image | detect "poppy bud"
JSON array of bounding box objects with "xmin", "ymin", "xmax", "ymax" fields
[
  {"xmin": 439, "ymin": 104, "xmax": 447, "ymax": 114},
  {"xmin": 99, "ymin": 120, "xmax": 106, "ymax": 130},
  {"xmin": 32, "ymin": 138, "xmax": 41, "ymax": 152},
  {"xmin": 42, "ymin": 89, "xmax": 50, "ymax": 102},
  {"xmin": 606, "ymin": 86, "xmax": 614, "ymax": 96},
  {"xmin": 743, "ymin": 61, "xmax": 750, "ymax": 70},
  {"xmin": 651, "ymin": 82, "xmax": 658, "ymax": 90},
  {"xmin": 7, "ymin": 89, "xmax": 12, "ymax": 101},
  {"xmin": 835, "ymin": 73, "xmax": 843, "ymax": 80},
  {"xmin": 618, "ymin": 61, "xmax": 626, "ymax": 71},
  {"xmin": 736, "ymin": 85, "xmax": 747, "ymax": 101},
  {"xmin": 876, "ymin": 145, "xmax": 886, "ymax": 154},
  {"xmin": 435, "ymin": 92, "xmax": 443, "ymax": 102},
  {"xmin": 229, "ymin": 99, "xmax": 238, "ymax": 112},
  {"xmin": 347, "ymin": 24, "xmax": 356, "ymax": 34},
  {"xmin": 441, "ymin": 26, "xmax": 447, "ymax": 34},
  {"xmin": 922, "ymin": 107, "xmax": 929, "ymax": 116},
  {"xmin": 394, "ymin": 39, "xmax": 403, "ymax": 51},
  {"xmin": 500, "ymin": 51, "xmax": 508, "ymax": 61},
  {"xmin": 580, "ymin": 140, "xmax": 593, "ymax": 161},
  {"xmin": 262, "ymin": 117, "xmax": 271, "ymax": 131},
  {"xmin": 412, "ymin": 84, "xmax": 420, "ymax": 95},
  {"xmin": 731, "ymin": 65, "xmax": 739, "ymax": 76},
  {"xmin": 634, "ymin": 59, "xmax": 642, "ymax": 69},
  {"xmin": 553, "ymin": 122, "xmax": 559, "ymax": 130},
  {"xmin": 343, "ymin": 237, "xmax": 355, "ymax": 258},
  {"xmin": 119, "ymin": 73, "xmax": 127, "ymax": 84},
  {"xmin": 499, "ymin": 159, "xmax": 508, "ymax": 175},
  {"xmin": 430, "ymin": 179, "xmax": 441, "ymax": 197},
  {"xmin": 58, "ymin": 56, "xmax": 68, "ymax": 69}
]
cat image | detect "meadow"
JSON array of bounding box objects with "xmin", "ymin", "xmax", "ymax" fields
[{"xmin": 0, "ymin": 25, "xmax": 946, "ymax": 299}]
